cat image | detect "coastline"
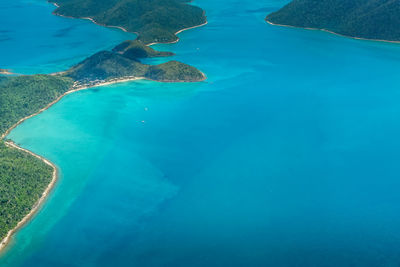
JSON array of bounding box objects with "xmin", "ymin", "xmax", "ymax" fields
[
  {"xmin": 0, "ymin": 77, "xmax": 144, "ymax": 140},
  {"xmin": 0, "ymin": 71, "xmax": 207, "ymax": 141},
  {"xmin": 50, "ymin": 1, "xmax": 207, "ymax": 47},
  {"xmin": 0, "ymin": 141, "xmax": 57, "ymax": 255},
  {"xmin": 0, "ymin": 76, "xmax": 145, "ymax": 254},
  {"xmin": 49, "ymin": 2, "xmax": 130, "ymax": 32},
  {"xmin": 0, "ymin": 69, "xmax": 15, "ymax": 75},
  {"xmin": 0, "ymin": 74, "xmax": 206, "ymax": 253},
  {"xmin": 0, "ymin": 0, "xmax": 207, "ymax": 255},
  {"xmin": 266, "ymin": 20, "xmax": 400, "ymax": 44},
  {"xmin": 147, "ymin": 20, "xmax": 208, "ymax": 46}
]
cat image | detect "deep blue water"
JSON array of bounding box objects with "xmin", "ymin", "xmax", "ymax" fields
[{"xmin": 3, "ymin": 0, "xmax": 400, "ymax": 266}]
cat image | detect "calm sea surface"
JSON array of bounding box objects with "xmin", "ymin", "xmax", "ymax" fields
[
  {"xmin": 0, "ymin": 0, "xmax": 133, "ymax": 74},
  {"xmin": 3, "ymin": 0, "xmax": 400, "ymax": 266}
]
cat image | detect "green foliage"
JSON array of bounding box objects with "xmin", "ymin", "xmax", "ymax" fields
[
  {"xmin": 50, "ymin": 0, "xmax": 206, "ymax": 44},
  {"xmin": 266, "ymin": 0, "xmax": 400, "ymax": 41},
  {"xmin": 146, "ymin": 60, "xmax": 205, "ymax": 82},
  {"xmin": 64, "ymin": 51, "xmax": 204, "ymax": 83},
  {"xmin": 113, "ymin": 40, "xmax": 174, "ymax": 59},
  {"xmin": 0, "ymin": 74, "xmax": 71, "ymax": 244},
  {"xmin": 0, "ymin": 141, "xmax": 53, "ymax": 241},
  {"xmin": 0, "ymin": 75, "xmax": 73, "ymax": 136},
  {"xmin": 64, "ymin": 51, "xmax": 148, "ymax": 82}
]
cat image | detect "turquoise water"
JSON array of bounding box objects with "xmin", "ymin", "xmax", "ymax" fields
[
  {"xmin": 3, "ymin": 0, "xmax": 400, "ymax": 266},
  {"xmin": 0, "ymin": 0, "xmax": 133, "ymax": 74}
]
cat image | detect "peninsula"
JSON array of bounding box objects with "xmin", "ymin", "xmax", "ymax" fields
[
  {"xmin": 266, "ymin": 0, "xmax": 400, "ymax": 42},
  {"xmin": 0, "ymin": 0, "xmax": 206, "ymax": 252}
]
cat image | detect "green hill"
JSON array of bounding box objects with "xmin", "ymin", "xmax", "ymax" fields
[
  {"xmin": 113, "ymin": 40, "xmax": 174, "ymax": 59},
  {"xmin": 266, "ymin": 0, "xmax": 400, "ymax": 42},
  {"xmin": 146, "ymin": 61, "xmax": 206, "ymax": 82},
  {"xmin": 50, "ymin": 0, "xmax": 206, "ymax": 44},
  {"xmin": 64, "ymin": 51, "xmax": 205, "ymax": 83}
]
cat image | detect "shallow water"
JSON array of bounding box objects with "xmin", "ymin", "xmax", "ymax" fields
[{"xmin": 3, "ymin": 0, "xmax": 400, "ymax": 266}]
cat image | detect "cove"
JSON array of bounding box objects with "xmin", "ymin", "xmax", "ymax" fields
[{"xmin": 3, "ymin": 0, "xmax": 400, "ymax": 266}]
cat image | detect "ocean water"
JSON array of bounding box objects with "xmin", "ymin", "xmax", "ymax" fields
[
  {"xmin": 3, "ymin": 0, "xmax": 400, "ymax": 266},
  {"xmin": 0, "ymin": 0, "xmax": 133, "ymax": 74}
]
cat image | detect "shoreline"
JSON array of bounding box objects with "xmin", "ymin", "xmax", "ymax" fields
[
  {"xmin": 147, "ymin": 20, "xmax": 208, "ymax": 46},
  {"xmin": 0, "ymin": 1, "xmax": 208, "ymax": 254},
  {"xmin": 0, "ymin": 76, "xmax": 145, "ymax": 254},
  {"xmin": 266, "ymin": 20, "xmax": 400, "ymax": 44},
  {"xmin": 49, "ymin": 1, "xmax": 207, "ymax": 47},
  {"xmin": 0, "ymin": 77, "xmax": 144, "ymax": 140},
  {"xmin": 0, "ymin": 69, "xmax": 15, "ymax": 75},
  {"xmin": 49, "ymin": 2, "xmax": 130, "ymax": 33},
  {"xmin": 0, "ymin": 141, "xmax": 58, "ymax": 255},
  {"xmin": 0, "ymin": 73, "xmax": 206, "ymax": 253}
]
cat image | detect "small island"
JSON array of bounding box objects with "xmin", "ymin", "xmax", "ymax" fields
[{"xmin": 266, "ymin": 0, "xmax": 400, "ymax": 42}]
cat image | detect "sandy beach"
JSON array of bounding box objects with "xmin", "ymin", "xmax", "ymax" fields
[{"xmin": 0, "ymin": 69, "xmax": 14, "ymax": 75}]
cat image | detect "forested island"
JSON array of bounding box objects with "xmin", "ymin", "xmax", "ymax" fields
[
  {"xmin": 0, "ymin": 0, "xmax": 206, "ymax": 250},
  {"xmin": 266, "ymin": 0, "xmax": 400, "ymax": 42},
  {"xmin": 50, "ymin": 0, "xmax": 207, "ymax": 44}
]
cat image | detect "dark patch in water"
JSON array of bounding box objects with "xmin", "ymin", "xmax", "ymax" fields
[
  {"xmin": 68, "ymin": 41, "xmax": 85, "ymax": 48},
  {"xmin": 39, "ymin": 44, "xmax": 57, "ymax": 49},
  {"xmin": 0, "ymin": 37, "xmax": 11, "ymax": 42},
  {"xmin": 53, "ymin": 25, "xmax": 78, "ymax": 38}
]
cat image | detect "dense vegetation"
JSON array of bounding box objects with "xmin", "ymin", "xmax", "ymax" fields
[
  {"xmin": 0, "ymin": 141, "xmax": 53, "ymax": 241},
  {"xmin": 64, "ymin": 50, "xmax": 205, "ymax": 83},
  {"xmin": 266, "ymin": 0, "xmax": 400, "ymax": 41},
  {"xmin": 50, "ymin": 0, "xmax": 206, "ymax": 44},
  {"xmin": 0, "ymin": 75, "xmax": 72, "ymax": 242},
  {"xmin": 113, "ymin": 40, "xmax": 174, "ymax": 59},
  {"xmin": 146, "ymin": 61, "xmax": 205, "ymax": 82},
  {"xmin": 0, "ymin": 75, "xmax": 73, "ymax": 135}
]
